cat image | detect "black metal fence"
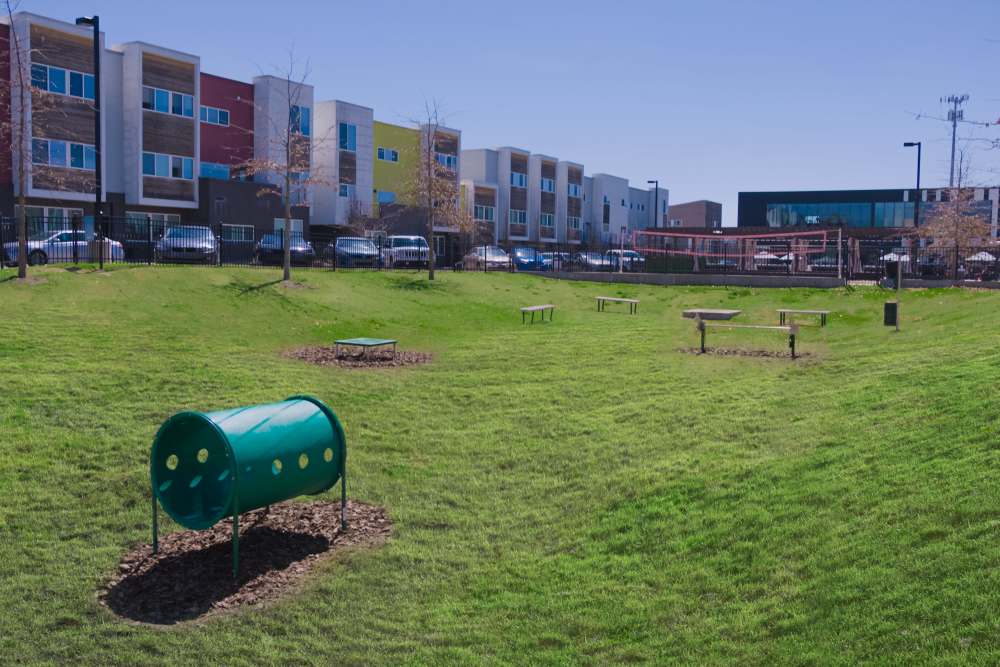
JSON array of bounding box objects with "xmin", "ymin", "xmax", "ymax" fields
[{"xmin": 2, "ymin": 217, "xmax": 998, "ymax": 283}]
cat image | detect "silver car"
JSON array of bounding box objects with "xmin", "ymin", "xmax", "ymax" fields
[
  {"xmin": 155, "ymin": 226, "xmax": 218, "ymax": 264},
  {"xmin": 2, "ymin": 229, "xmax": 124, "ymax": 265}
]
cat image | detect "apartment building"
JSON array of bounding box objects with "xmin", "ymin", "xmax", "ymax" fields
[
  {"xmin": 372, "ymin": 120, "xmax": 419, "ymax": 214},
  {"xmin": 2, "ymin": 9, "xmax": 665, "ymax": 254}
]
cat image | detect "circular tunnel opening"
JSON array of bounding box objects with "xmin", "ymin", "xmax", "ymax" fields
[{"xmin": 151, "ymin": 412, "xmax": 235, "ymax": 530}]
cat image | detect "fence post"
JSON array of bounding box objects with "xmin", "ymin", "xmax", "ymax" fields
[
  {"xmin": 98, "ymin": 216, "xmax": 104, "ymax": 270},
  {"xmin": 147, "ymin": 216, "xmax": 153, "ymax": 265},
  {"xmin": 72, "ymin": 215, "xmax": 80, "ymax": 265},
  {"xmin": 217, "ymin": 224, "xmax": 223, "ymax": 266}
]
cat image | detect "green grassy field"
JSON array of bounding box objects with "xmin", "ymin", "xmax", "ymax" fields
[{"xmin": 1, "ymin": 265, "xmax": 999, "ymax": 665}]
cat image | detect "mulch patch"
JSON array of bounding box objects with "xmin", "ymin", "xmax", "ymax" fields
[
  {"xmin": 285, "ymin": 345, "xmax": 432, "ymax": 369},
  {"xmin": 100, "ymin": 500, "xmax": 390, "ymax": 625},
  {"xmin": 679, "ymin": 347, "xmax": 812, "ymax": 359}
]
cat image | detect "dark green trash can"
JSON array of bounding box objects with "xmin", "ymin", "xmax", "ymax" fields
[
  {"xmin": 884, "ymin": 301, "xmax": 898, "ymax": 327},
  {"xmin": 149, "ymin": 395, "xmax": 347, "ymax": 576}
]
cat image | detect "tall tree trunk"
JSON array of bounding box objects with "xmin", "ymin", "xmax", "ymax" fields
[
  {"xmin": 283, "ymin": 160, "xmax": 292, "ymax": 282},
  {"xmin": 426, "ymin": 143, "xmax": 435, "ymax": 281}
]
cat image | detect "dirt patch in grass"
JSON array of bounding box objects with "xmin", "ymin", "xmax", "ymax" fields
[
  {"xmin": 679, "ymin": 347, "xmax": 813, "ymax": 360},
  {"xmin": 100, "ymin": 500, "xmax": 390, "ymax": 625},
  {"xmin": 280, "ymin": 280, "xmax": 312, "ymax": 290},
  {"xmin": 285, "ymin": 345, "xmax": 432, "ymax": 368}
]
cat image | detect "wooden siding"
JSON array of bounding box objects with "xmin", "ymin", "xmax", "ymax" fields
[
  {"xmin": 474, "ymin": 188, "xmax": 495, "ymax": 207},
  {"xmin": 540, "ymin": 225, "xmax": 556, "ymax": 239},
  {"xmin": 509, "ymin": 223, "xmax": 527, "ymax": 237},
  {"xmin": 510, "ymin": 187, "xmax": 527, "ymax": 210},
  {"xmin": 510, "ymin": 153, "xmax": 528, "ymax": 173},
  {"xmin": 31, "ymin": 25, "xmax": 92, "ymax": 72},
  {"xmin": 339, "ymin": 150, "xmax": 357, "ymax": 185},
  {"xmin": 32, "ymin": 165, "xmax": 95, "ymax": 193},
  {"xmin": 32, "ymin": 92, "xmax": 95, "ymax": 143},
  {"xmin": 143, "ymin": 176, "xmax": 195, "ymax": 201},
  {"xmin": 433, "ymin": 132, "xmax": 458, "ymax": 155},
  {"xmin": 568, "ymin": 166, "xmax": 582, "ymax": 184},
  {"xmin": 567, "ymin": 228, "xmax": 581, "ymax": 241},
  {"xmin": 290, "ymin": 134, "xmax": 311, "ymax": 172},
  {"xmin": 541, "ymin": 161, "xmax": 556, "ymax": 179},
  {"xmin": 142, "ymin": 52, "xmax": 195, "ymax": 94},
  {"xmin": 143, "ymin": 111, "xmax": 195, "ymax": 156},
  {"xmin": 541, "ymin": 192, "xmax": 556, "ymax": 214},
  {"xmin": 568, "ymin": 196, "xmax": 582, "ymax": 217}
]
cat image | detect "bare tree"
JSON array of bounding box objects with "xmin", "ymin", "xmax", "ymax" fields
[
  {"xmin": 406, "ymin": 100, "xmax": 473, "ymax": 280},
  {"xmin": 240, "ymin": 53, "xmax": 327, "ymax": 282},
  {"xmin": 918, "ymin": 186, "xmax": 992, "ymax": 262}
]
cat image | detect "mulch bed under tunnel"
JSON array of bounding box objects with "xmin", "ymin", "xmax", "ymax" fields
[
  {"xmin": 100, "ymin": 500, "xmax": 390, "ymax": 625},
  {"xmin": 285, "ymin": 345, "xmax": 432, "ymax": 368}
]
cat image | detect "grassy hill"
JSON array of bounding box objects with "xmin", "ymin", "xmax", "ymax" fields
[{"xmin": 1, "ymin": 266, "xmax": 999, "ymax": 664}]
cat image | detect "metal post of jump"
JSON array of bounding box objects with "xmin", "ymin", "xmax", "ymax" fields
[
  {"xmin": 340, "ymin": 458, "xmax": 348, "ymax": 531},
  {"xmin": 152, "ymin": 494, "xmax": 158, "ymax": 553}
]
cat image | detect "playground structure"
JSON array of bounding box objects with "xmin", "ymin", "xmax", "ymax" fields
[{"xmin": 149, "ymin": 395, "xmax": 347, "ymax": 577}]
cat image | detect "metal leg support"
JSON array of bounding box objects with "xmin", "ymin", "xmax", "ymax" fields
[
  {"xmin": 152, "ymin": 495, "xmax": 158, "ymax": 554},
  {"xmin": 340, "ymin": 463, "xmax": 348, "ymax": 531}
]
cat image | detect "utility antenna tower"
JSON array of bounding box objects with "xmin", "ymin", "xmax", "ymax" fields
[{"xmin": 942, "ymin": 94, "xmax": 969, "ymax": 187}]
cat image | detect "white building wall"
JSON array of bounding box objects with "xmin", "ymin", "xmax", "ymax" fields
[
  {"xmin": 591, "ymin": 174, "xmax": 629, "ymax": 243},
  {"xmin": 252, "ymin": 75, "xmax": 314, "ymax": 211},
  {"xmin": 103, "ymin": 49, "xmax": 124, "ymax": 196}
]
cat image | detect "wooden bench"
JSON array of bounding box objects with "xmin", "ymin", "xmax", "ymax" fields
[
  {"xmin": 521, "ymin": 305, "xmax": 555, "ymax": 324},
  {"xmin": 335, "ymin": 337, "xmax": 398, "ymax": 359},
  {"xmin": 596, "ymin": 296, "xmax": 639, "ymax": 314},
  {"xmin": 682, "ymin": 308, "xmax": 741, "ymax": 320},
  {"xmin": 777, "ymin": 309, "xmax": 831, "ymax": 327},
  {"xmin": 696, "ymin": 319, "xmax": 800, "ymax": 358}
]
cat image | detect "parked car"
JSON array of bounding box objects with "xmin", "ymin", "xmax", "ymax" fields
[
  {"xmin": 463, "ymin": 245, "xmax": 510, "ymax": 271},
  {"xmin": 2, "ymin": 229, "xmax": 124, "ymax": 265},
  {"xmin": 327, "ymin": 236, "xmax": 380, "ymax": 268},
  {"xmin": 382, "ymin": 235, "xmax": 430, "ymax": 268},
  {"xmin": 539, "ymin": 252, "xmax": 571, "ymax": 271},
  {"xmin": 511, "ymin": 246, "xmax": 543, "ymax": 271},
  {"xmin": 255, "ymin": 233, "xmax": 316, "ymax": 266},
  {"xmin": 155, "ymin": 226, "xmax": 218, "ymax": 264},
  {"xmin": 606, "ymin": 249, "xmax": 646, "ymax": 272},
  {"xmin": 574, "ymin": 251, "xmax": 612, "ymax": 271}
]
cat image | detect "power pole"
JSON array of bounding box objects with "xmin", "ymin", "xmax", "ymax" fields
[{"xmin": 942, "ymin": 94, "xmax": 969, "ymax": 187}]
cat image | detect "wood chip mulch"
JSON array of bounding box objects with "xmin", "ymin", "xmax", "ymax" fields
[
  {"xmin": 679, "ymin": 347, "xmax": 812, "ymax": 359},
  {"xmin": 284, "ymin": 345, "xmax": 432, "ymax": 368},
  {"xmin": 100, "ymin": 500, "xmax": 391, "ymax": 625}
]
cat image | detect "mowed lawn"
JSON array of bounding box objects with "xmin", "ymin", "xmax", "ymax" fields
[{"xmin": 1, "ymin": 265, "xmax": 999, "ymax": 665}]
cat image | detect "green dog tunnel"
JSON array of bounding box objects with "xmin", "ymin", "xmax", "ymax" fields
[{"xmin": 149, "ymin": 395, "xmax": 347, "ymax": 576}]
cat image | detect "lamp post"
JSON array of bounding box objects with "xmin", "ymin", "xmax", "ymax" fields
[
  {"xmin": 903, "ymin": 142, "xmax": 921, "ymax": 228},
  {"xmin": 76, "ymin": 16, "xmax": 101, "ymax": 260},
  {"xmin": 647, "ymin": 179, "xmax": 659, "ymax": 228}
]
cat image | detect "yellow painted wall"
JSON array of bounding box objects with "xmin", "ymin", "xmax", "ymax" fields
[{"xmin": 373, "ymin": 121, "xmax": 420, "ymax": 210}]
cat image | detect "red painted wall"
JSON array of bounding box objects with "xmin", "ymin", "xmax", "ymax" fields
[
  {"xmin": 0, "ymin": 23, "xmax": 12, "ymax": 185},
  {"xmin": 199, "ymin": 72, "xmax": 253, "ymax": 167}
]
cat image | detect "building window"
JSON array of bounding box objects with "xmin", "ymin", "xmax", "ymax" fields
[
  {"xmin": 377, "ymin": 191, "xmax": 396, "ymax": 204},
  {"xmin": 603, "ymin": 196, "xmax": 609, "ymax": 204},
  {"xmin": 199, "ymin": 105, "xmax": 230, "ymax": 127},
  {"xmin": 290, "ymin": 105, "xmax": 311, "ymax": 136},
  {"xmin": 568, "ymin": 183, "xmax": 581, "ymax": 198},
  {"xmin": 540, "ymin": 177, "xmax": 555, "ymax": 193},
  {"xmin": 338, "ymin": 122, "xmax": 356, "ymax": 151},
  {"xmin": 339, "ymin": 183, "xmax": 355, "ymax": 198},
  {"xmin": 31, "ymin": 63, "xmax": 95, "ymax": 102},
  {"xmin": 200, "ymin": 162, "xmax": 230, "ymax": 180},
  {"xmin": 435, "ymin": 153, "xmax": 457, "ymax": 170},
  {"xmin": 32, "ymin": 138, "xmax": 95, "ymax": 171},
  {"xmin": 474, "ymin": 204, "xmax": 495, "ymax": 222},
  {"xmin": 274, "ymin": 218, "xmax": 304, "ymax": 234},
  {"xmin": 621, "ymin": 198, "xmax": 626, "ymax": 207},
  {"xmin": 126, "ymin": 211, "xmax": 181, "ymax": 230},
  {"xmin": 434, "ymin": 235, "xmax": 446, "ymax": 256},
  {"xmin": 540, "ymin": 213, "xmax": 554, "ymax": 227},
  {"xmin": 142, "ymin": 151, "xmax": 194, "ymax": 180},
  {"xmin": 142, "ymin": 86, "xmax": 193, "ymax": 118},
  {"xmin": 17, "ymin": 206, "xmax": 84, "ymax": 227},
  {"xmin": 509, "ymin": 209, "xmax": 527, "ymax": 225},
  {"xmin": 567, "ymin": 216, "xmax": 581, "ymax": 230},
  {"xmin": 377, "ymin": 147, "xmax": 399, "ymax": 162},
  {"xmin": 221, "ymin": 224, "xmax": 254, "ymax": 242},
  {"xmin": 510, "ymin": 172, "xmax": 527, "ymax": 188}
]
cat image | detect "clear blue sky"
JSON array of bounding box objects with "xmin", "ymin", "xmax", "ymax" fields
[{"xmin": 29, "ymin": 0, "xmax": 1000, "ymax": 224}]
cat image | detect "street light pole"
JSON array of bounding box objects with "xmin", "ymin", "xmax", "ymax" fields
[
  {"xmin": 903, "ymin": 141, "xmax": 921, "ymax": 228},
  {"xmin": 76, "ymin": 16, "xmax": 101, "ymax": 255},
  {"xmin": 647, "ymin": 179, "xmax": 659, "ymax": 228},
  {"xmin": 619, "ymin": 225, "xmax": 625, "ymax": 274}
]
